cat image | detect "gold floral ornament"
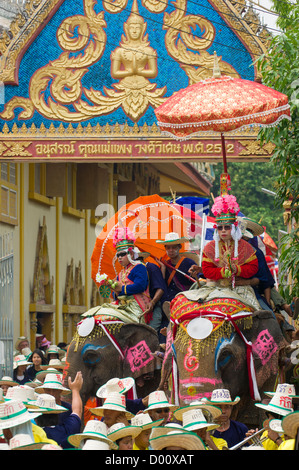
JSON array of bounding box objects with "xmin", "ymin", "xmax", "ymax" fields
[
  {"xmin": 0, "ymin": 0, "xmax": 166, "ymax": 123},
  {"xmin": 163, "ymin": 0, "xmax": 239, "ymax": 83}
]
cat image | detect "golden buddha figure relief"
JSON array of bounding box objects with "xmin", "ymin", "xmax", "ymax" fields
[
  {"xmin": 111, "ymin": 1, "xmax": 158, "ymax": 80},
  {"xmin": 108, "ymin": 0, "xmax": 167, "ymax": 120}
]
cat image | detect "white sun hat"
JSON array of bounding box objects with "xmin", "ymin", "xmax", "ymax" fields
[
  {"xmin": 149, "ymin": 427, "xmax": 206, "ymax": 450},
  {"xmin": 90, "ymin": 392, "xmax": 134, "ymax": 420},
  {"xmin": 5, "ymin": 385, "xmax": 36, "ymax": 404},
  {"xmin": 201, "ymin": 389, "xmax": 240, "ymax": 406},
  {"xmin": 9, "ymin": 433, "xmax": 47, "ymax": 450},
  {"xmin": 130, "ymin": 412, "xmax": 163, "ymax": 429},
  {"xmin": 107, "ymin": 422, "xmax": 141, "ymax": 441},
  {"xmin": 0, "ymin": 400, "xmax": 41, "ymax": 430},
  {"xmin": 143, "ymin": 390, "xmax": 178, "ymax": 413},
  {"xmin": 174, "ymin": 400, "xmax": 222, "ymax": 422},
  {"xmin": 269, "ymin": 419, "xmax": 284, "ymax": 435},
  {"xmin": 0, "ymin": 377, "xmax": 18, "ymax": 388},
  {"xmin": 34, "ymin": 373, "xmax": 70, "ymax": 395},
  {"xmin": 40, "ymin": 359, "xmax": 65, "ymax": 371},
  {"xmin": 0, "ymin": 443, "xmax": 10, "ymax": 450},
  {"xmin": 36, "ymin": 367, "xmax": 63, "ymax": 382},
  {"xmin": 27, "ymin": 393, "xmax": 68, "ymax": 414},
  {"xmin": 81, "ymin": 439, "xmax": 111, "ymax": 450},
  {"xmin": 13, "ymin": 355, "xmax": 32, "ymax": 369},
  {"xmin": 24, "ymin": 379, "xmax": 43, "ymax": 389},
  {"xmin": 96, "ymin": 377, "xmax": 135, "ymax": 399},
  {"xmin": 156, "ymin": 232, "xmax": 191, "ymax": 245},
  {"xmin": 41, "ymin": 443, "xmax": 63, "ymax": 450},
  {"xmin": 255, "ymin": 392, "xmax": 294, "ymax": 417},
  {"xmin": 264, "ymin": 383, "xmax": 299, "ymax": 399},
  {"xmin": 181, "ymin": 408, "xmax": 220, "ymax": 432},
  {"xmin": 67, "ymin": 420, "xmax": 118, "ymax": 449}
]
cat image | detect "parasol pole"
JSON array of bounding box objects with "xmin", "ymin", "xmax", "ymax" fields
[
  {"xmin": 199, "ymin": 212, "xmax": 207, "ymax": 267},
  {"xmin": 221, "ymin": 133, "xmax": 228, "ymax": 174},
  {"xmin": 213, "ymin": 52, "xmax": 228, "ymax": 175}
]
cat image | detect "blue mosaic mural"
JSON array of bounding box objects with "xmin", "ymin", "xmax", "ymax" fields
[{"xmin": 0, "ymin": 0, "xmax": 256, "ymax": 130}]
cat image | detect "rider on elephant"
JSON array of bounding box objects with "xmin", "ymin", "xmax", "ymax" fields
[
  {"xmin": 89, "ymin": 226, "xmax": 151, "ymax": 324},
  {"xmin": 187, "ymin": 191, "xmax": 261, "ymax": 312}
]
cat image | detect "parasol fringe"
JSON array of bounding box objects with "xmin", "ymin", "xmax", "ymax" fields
[{"xmin": 157, "ymin": 105, "xmax": 291, "ymax": 131}]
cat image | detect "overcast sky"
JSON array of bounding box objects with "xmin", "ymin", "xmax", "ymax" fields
[{"xmin": 251, "ymin": 0, "xmax": 281, "ymax": 34}]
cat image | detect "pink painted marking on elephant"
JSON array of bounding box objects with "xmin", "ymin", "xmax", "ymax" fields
[
  {"xmin": 184, "ymin": 339, "xmax": 199, "ymax": 372},
  {"xmin": 252, "ymin": 329, "xmax": 278, "ymax": 365},
  {"xmin": 179, "ymin": 376, "xmax": 222, "ymax": 402},
  {"xmin": 125, "ymin": 340, "xmax": 154, "ymax": 372}
]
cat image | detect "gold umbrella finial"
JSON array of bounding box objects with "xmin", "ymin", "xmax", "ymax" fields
[{"xmin": 213, "ymin": 51, "xmax": 221, "ymax": 78}]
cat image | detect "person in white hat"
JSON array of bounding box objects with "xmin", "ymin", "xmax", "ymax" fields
[
  {"xmin": 107, "ymin": 422, "xmax": 141, "ymax": 450},
  {"xmin": 143, "ymin": 390, "xmax": 178, "ymax": 426},
  {"xmin": 67, "ymin": 419, "xmax": 118, "ymax": 450},
  {"xmin": 250, "ymin": 390, "xmax": 294, "ymax": 450},
  {"xmin": 35, "ymin": 366, "xmax": 63, "ymax": 384},
  {"xmin": 89, "ymin": 392, "xmax": 135, "ymax": 428},
  {"xmin": 0, "ymin": 399, "xmax": 58, "ymax": 447},
  {"xmin": 14, "ymin": 337, "xmax": 30, "ymax": 355},
  {"xmin": 0, "ymin": 377, "xmax": 19, "ymax": 396},
  {"xmin": 179, "ymin": 408, "xmax": 227, "ymax": 450},
  {"xmin": 34, "ymin": 371, "xmax": 83, "ymax": 449},
  {"xmin": 46, "ymin": 345, "xmax": 64, "ymax": 361},
  {"xmin": 155, "ymin": 232, "xmax": 198, "ymax": 307},
  {"xmin": 84, "ymin": 377, "xmax": 148, "ymax": 426},
  {"xmin": 9, "ymin": 433, "xmax": 49, "ymax": 450},
  {"xmin": 130, "ymin": 412, "xmax": 163, "ymax": 450},
  {"xmin": 5, "ymin": 385, "xmax": 36, "ymax": 405},
  {"xmin": 12, "ymin": 355, "xmax": 32, "ymax": 386},
  {"xmin": 149, "ymin": 423, "xmax": 206, "ymax": 450},
  {"xmin": 201, "ymin": 389, "xmax": 248, "ymax": 449}
]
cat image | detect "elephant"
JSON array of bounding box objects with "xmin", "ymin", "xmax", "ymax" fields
[
  {"xmin": 159, "ymin": 292, "xmax": 287, "ymax": 427},
  {"xmin": 63, "ymin": 313, "xmax": 161, "ymax": 407}
]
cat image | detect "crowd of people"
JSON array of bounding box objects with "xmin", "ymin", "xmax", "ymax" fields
[
  {"xmin": 0, "ymin": 366, "xmax": 298, "ymax": 450},
  {"xmin": 0, "ymin": 189, "xmax": 298, "ymax": 451}
]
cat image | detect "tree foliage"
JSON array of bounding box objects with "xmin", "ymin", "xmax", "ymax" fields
[
  {"xmin": 210, "ymin": 161, "xmax": 285, "ymax": 241},
  {"xmin": 256, "ymin": 0, "xmax": 299, "ymax": 300}
]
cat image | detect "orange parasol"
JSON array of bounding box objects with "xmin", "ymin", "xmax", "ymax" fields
[
  {"xmin": 91, "ymin": 194, "xmax": 194, "ymax": 288},
  {"xmin": 154, "ymin": 53, "xmax": 291, "ymax": 174}
]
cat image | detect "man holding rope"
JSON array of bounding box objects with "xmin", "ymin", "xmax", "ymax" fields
[{"xmin": 155, "ymin": 232, "xmax": 199, "ymax": 312}]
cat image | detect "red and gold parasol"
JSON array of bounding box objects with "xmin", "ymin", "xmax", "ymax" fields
[
  {"xmin": 91, "ymin": 194, "xmax": 194, "ymax": 287},
  {"xmin": 154, "ymin": 53, "xmax": 291, "ymax": 174}
]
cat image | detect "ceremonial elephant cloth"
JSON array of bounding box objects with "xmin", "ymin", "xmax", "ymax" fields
[{"xmin": 171, "ymin": 290, "xmax": 255, "ymax": 357}]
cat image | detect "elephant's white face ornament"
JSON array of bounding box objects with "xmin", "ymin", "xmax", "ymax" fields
[
  {"xmin": 186, "ymin": 317, "xmax": 214, "ymax": 340},
  {"xmin": 77, "ymin": 316, "xmax": 95, "ymax": 337}
]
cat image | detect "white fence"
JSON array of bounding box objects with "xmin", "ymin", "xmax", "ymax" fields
[{"xmin": 0, "ymin": 232, "xmax": 14, "ymax": 377}]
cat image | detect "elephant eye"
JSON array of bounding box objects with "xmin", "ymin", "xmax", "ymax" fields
[
  {"xmin": 217, "ymin": 349, "xmax": 232, "ymax": 370},
  {"xmin": 82, "ymin": 344, "xmax": 106, "ymax": 365}
]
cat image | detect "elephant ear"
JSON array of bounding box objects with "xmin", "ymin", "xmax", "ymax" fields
[{"xmin": 119, "ymin": 323, "xmax": 160, "ymax": 379}]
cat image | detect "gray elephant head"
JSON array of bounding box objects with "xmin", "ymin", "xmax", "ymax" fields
[
  {"xmin": 64, "ymin": 317, "xmax": 161, "ymax": 405},
  {"xmin": 160, "ymin": 309, "xmax": 287, "ymax": 425}
]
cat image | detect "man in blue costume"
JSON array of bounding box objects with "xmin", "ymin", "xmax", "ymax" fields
[{"xmin": 156, "ymin": 232, "xmax": 198, "ymax": 306}]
